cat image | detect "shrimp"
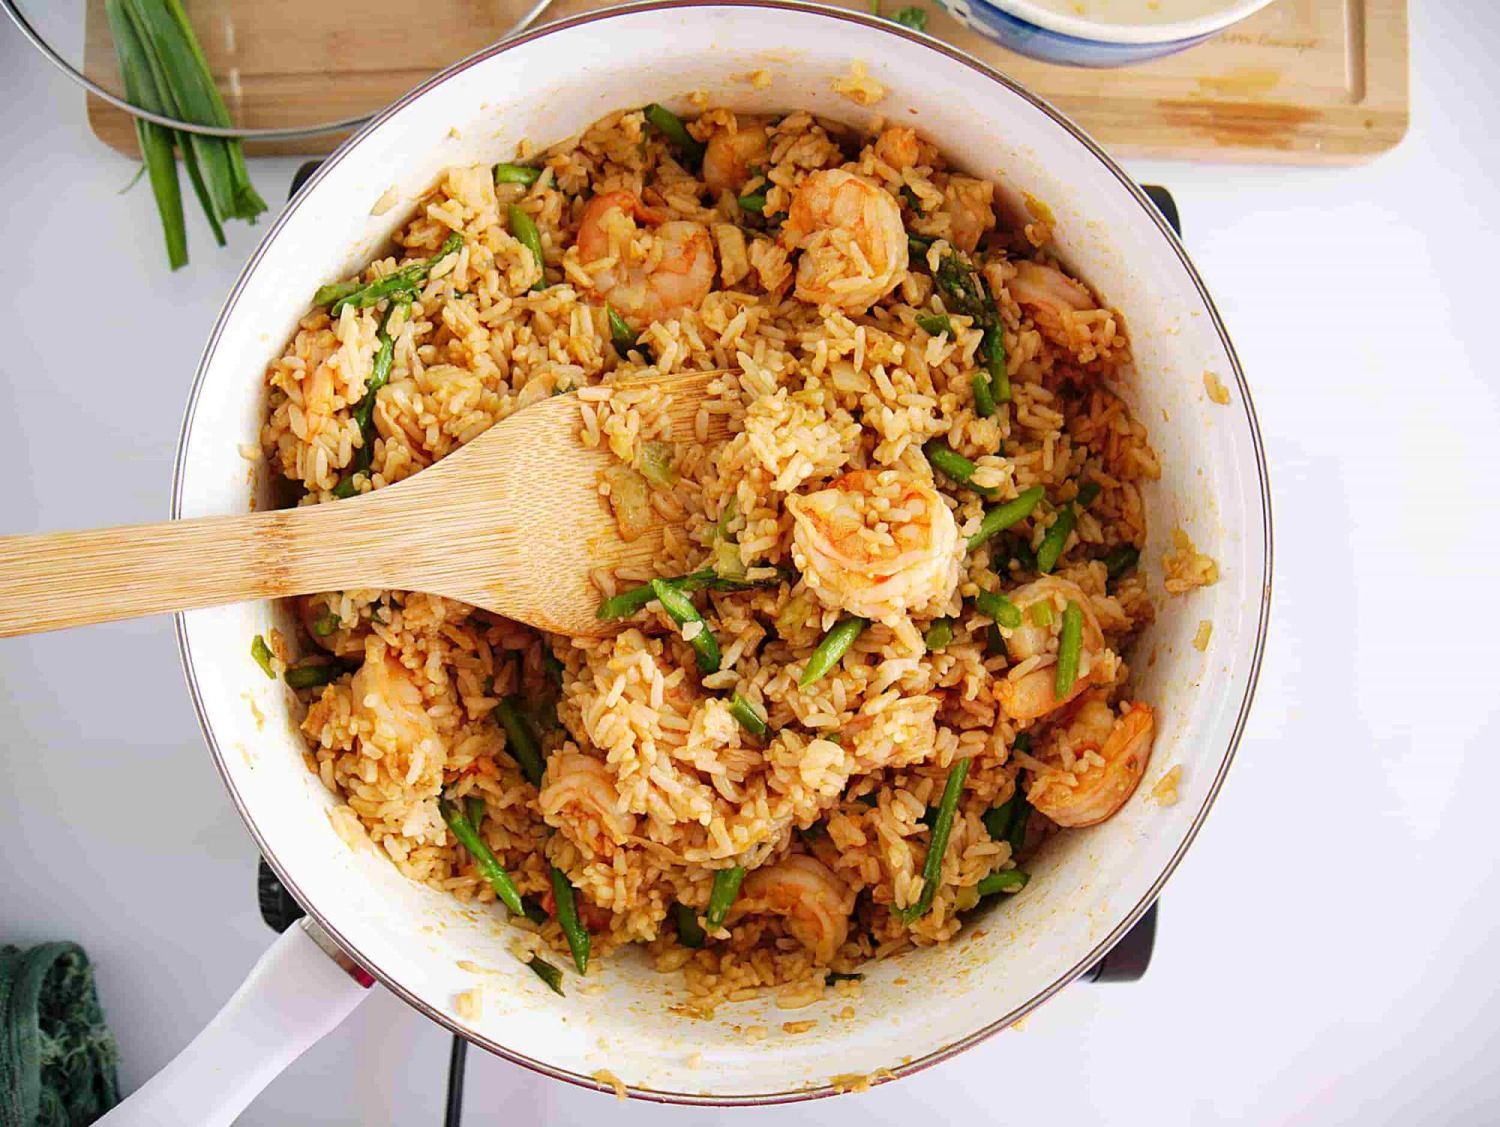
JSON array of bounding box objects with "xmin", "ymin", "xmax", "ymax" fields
[
  {"xmin": 732, "ymin": 854, "xmax": 854, "ymax": 964},
  {"xmin": 575, "ymin": 190, "xmax": 715, "ymax": 330},
  {"xmin": 1027, "ymin": 692, "xmax": 1154, "ymax": 827},
  {"xmin": 703, "ymin": 121, "xmax": 770, "ymax": 195},
  {"xmin": 303, "ymin": 361, "xmax": 336, "ymax": 440},
  {"xmin": 1005, "ymin": 260, "xmax": 1096, "ymax": 344},
  {"xmin": 781, "ymin": 169, "xmax": 908, "ymax": 312},
  {"xmin": 995, "ymin": 577, "xmax": 1114, "ymax": 721},
  {"xmin": 787, "ymin": 469, "xmax": 961, "ymax": 623},
  {"xmin": 350, "ymin": 651, "xmax": 446, "ymax": 788},
  {"xmin": 538, "ymin": 752, "xmax": 638, "ymax": 858},
  {"xmin": 940, "ymin": 176, "xmax": 996, "ymax": 255}
]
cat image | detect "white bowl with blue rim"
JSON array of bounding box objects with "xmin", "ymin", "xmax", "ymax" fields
[{"xmin": 938, "ymin": 0, "xmax": 1277, "ymax": 66}]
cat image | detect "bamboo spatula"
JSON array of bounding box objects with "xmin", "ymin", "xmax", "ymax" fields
[{"xmin": 0, "ymin": 370, "xmax": 732, "ymax": 640}]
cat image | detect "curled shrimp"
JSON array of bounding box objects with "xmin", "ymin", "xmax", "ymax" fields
[
  {"xmin": 575, "ymin": 190, "xmax": 715, "ymax": 330},
  {"xmin": 350, "ymin": 651, "xmax": 446, "ymax": 786},
  {"xmin": 781, "ymin": 169, "xmax": 908, "ymax": 312},
  {"xmin": 538, "ymin": 751, "xmax": 638, "ymax": 858},
  {"xmin": 1027, "ymin": 692, "xmax": 1154, "ymax": 827},
  {"xmin": 940, "ymin": 176, "xmax": 996, "ymax": 255},
  {"xmin": 732, "ymin": 854, "xmax": 854, "ymax": 964},
  {"xmin": 1005, "ymin": 260, "xmax": 1097, "ymax": 344},
  {"xmin": 787, "ymin": 469, "xmax": 960, "ymax": 623},
  {"xmin": 995, "ymin": 576, "xmax": 1113, "ymax": 721},
  {"xmin": 703, "ymin": 121, "xmax": 770, "ymax": 195}
]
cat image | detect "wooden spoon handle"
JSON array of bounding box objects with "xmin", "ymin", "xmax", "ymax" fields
[{"xmin": 0, "ymin": 506, "xmax": 358, "ymax": 638}]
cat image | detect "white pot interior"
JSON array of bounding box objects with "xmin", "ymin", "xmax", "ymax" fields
[{"xmin": 175, "ymin": 1, "xmax": 1268, "ymax": 1100}]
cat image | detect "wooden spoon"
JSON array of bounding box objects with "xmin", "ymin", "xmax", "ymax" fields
[{"xmin": 0, "ymin": 370, "xmax": 734, "ymax": 640}]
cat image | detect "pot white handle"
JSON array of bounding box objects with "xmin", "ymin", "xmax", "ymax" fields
[{"xmin": 98, "ymin": 918, "xmax": 372, "ymax": 1126}]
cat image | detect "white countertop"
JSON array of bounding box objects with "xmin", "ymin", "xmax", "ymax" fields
[{"xmin": 4, "ymin": 5, "xmax": 1499, "ymax": 1123}]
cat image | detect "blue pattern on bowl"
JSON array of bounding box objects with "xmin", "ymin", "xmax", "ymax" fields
[{"xmin": 937, "ymin": 0, "xmax": 1217, "ymax": 66}]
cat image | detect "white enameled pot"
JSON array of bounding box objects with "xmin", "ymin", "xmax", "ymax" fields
[{"xmin": 113, "ymin": 2, "xmax": 1272, "ymax": 1118}]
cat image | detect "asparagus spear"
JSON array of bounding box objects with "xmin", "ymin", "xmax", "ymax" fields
[
  {"xmin": 314, "ymin": 232, "xmax": 462, "ymax": 314},
  {"xmin": 439, "ymin": 797, "xmax": 525, "ymax": 916}
]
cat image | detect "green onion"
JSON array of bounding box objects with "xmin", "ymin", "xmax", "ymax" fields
[
  {"xmin": 250, "ymin": 634, "xmax": 275, "ymax": 679},
  {"xmin": 495, "ymin": 698, "xmax": 546, "ymax": 787},
  {"xmin": 550, "ymin": 866, "xmax": 591, "ymax": 975},
  {"xmin": 1055, "ymin": 600, "xmax": 1083, "ymax": 700},
  {"xmin": 800, "ymin": 617, "xmax": 868, "ymax": 687},
  {"xmin": 923, "ymin": 438, "xmax": 997, "ymax": 498},
  {"xmin": 1103, "ymin": 544, "xmax": 1140, "ymax": 583},
  {"xmin": 893, "ymin": 5, "xmax": 928, "ymax": 29},
  {"xmin": 908, "ymin": 233, "xmax": 933, "ymax": 259},
  {"xmin": 706, "ymin": 866, "xmax": 746, "ymax": 928},
  {"xmin": 439, "ymin": 797, "xmax": 525, "ymax": 916},
  {"xmin": 310, "ymin": 609, "xmax": 340, "ymax": 637},
  {"xmin": 1030, "ymin": 601, "xmax": 1053, "ymax": 628},
  {"xmin": 284, "ymin": 661, "xmax": 346, "ymax": 690},
  {"xmin": 737, "ymin": 193, "xmax": 767, "ymax": 214},
  {"xmin": 974, "ymin": 590, "xmax": 1022, "ymax": 629},
  {"xmin": 521, "ymin": 895, "xmax": 550, "ymax": 925},
  {"xmin": 923, "ymin": 617, "xmax": 955, "ymax": 652},
  {"xmin": 466, "ymin": 796, "xmax": 485, "ymax": 829},
  {"xmin": 971, "ymin": 372, "xmax": 998, "ymax": 418},
  {"xmin": 495, "ymin": 162, "xmax": 542, "ymax": 186},
  {"xmin": 508, "ymin": 204, "xmax": 546, "ymax": 292},
  {"xmin": 649, "ymin": 579, "xmax": 722, "ymax": 675},
  {"xmin": 897, "ymin": 757, "xmax": 970, "ymax": 923},
  {"xmin": 1076, "ymin": 480, "xmax": 1101, "ymax": 507},
  {"xmin": 976, "ymin": 869, "xmax": 1029, "ymax": 897},
  {"xmin": 636, "ymin": 441, "xmax": 677, "ymax": 488},
  {"xmin": 107, "ymin": 0, "xmax": 266, "ymax": 269},
  {"xmin": 915, "ymin": 313, "xmax": 952, "ymax": 336},
  {"xmin": 728, "ymin": 693, "xmax": 769, "ymax": 738},
  {"xmin": 106, "ymin": 0, "xmax": 186, "ymax": 268},
  {"xmin": 643, "ymin": 103, "xmax": 705, "ymax": 165},
  {"xmin": 526, "ymin": 955, "xmax": 565, "ymax": 996},
  {"xmin": 967, "ymin": 486, "xmax": 1046, "ymax": 551},
  {"xmin": 826, "ymin": 970, "xmax": 865, "ymax": 983},
  {"xmin": 674, "ymin": 903, "xmax": 707, "ymax": 948},
  {"xmin": 607, "ymin": 306, "xmax": 639, "ymax": 355},
  {"xmin": 1036, "ymin": 505, "xmax": 1078, "ymax": 574}
]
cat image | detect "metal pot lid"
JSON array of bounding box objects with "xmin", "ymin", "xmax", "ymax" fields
[{"xmin": 2, "ymin": 0, "xmax": 554, "ymax": 143}]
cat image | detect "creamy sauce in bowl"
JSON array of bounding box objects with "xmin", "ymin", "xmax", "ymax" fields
[
  {"xmin": 995, "ymin": 0, "xmax": 1274, "ymax": 45},
  {"xmin": 1027, "ymin": 0, "xmax": 1249, "ymax": 22}
]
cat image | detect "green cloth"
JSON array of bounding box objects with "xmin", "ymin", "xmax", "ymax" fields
[{"xmin": 0, "ymin": 943, "xmax": 120, "ymax": 1127}]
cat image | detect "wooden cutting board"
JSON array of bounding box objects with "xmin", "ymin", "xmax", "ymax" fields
[{"xmin": 83, "ymin": 0, "xmax": 1408, "ymax": 163}]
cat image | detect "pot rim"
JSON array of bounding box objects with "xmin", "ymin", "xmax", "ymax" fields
[{"xmin": 171, "ymin": 0, "xmax": 1273, "ymax": 1105}]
